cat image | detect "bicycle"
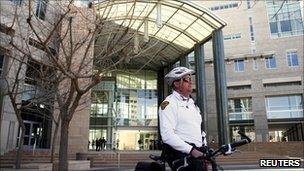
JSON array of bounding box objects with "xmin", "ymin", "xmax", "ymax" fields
[{"xmin": 135, "ymin": 131, "xmax": 252, "ymax": 171}]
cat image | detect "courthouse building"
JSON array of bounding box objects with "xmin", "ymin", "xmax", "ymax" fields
[
  {"xmin": 0, "ymin": 0, "xmax": 303, "ymax": 155},
  {"xmin": 196, "ymin": 0, "xmax": 304, "ymax": 144}
]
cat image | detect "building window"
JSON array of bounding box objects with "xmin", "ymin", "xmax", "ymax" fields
[
  {"xmin": 227, "ymin": 85, "xmax": 251, "ymax": 90},
  {"xmin": 210, "ymin": 2, "xmax": 238, "ymax": 11},
  {"xmin": 228, "ymin": 98, "xmax": 253, "ymax": 120},
  {"xmin": 253, "ymin": 58, "xmax": 258, "ymax": 70},
  {"xmin": 264, "ymin": 81, "xmax": 301, "ymax": 88},
  {"xmin": 230, "ymin": 126, "xmax": 255, "ymax": 142},
  {"xmin": 265, "ymin": 55, "xmax": 276, "ymax": 69},
  {"xmin": 224, "ymin": 33, "xmax": 241, "ymax": 41},
  {"xmin": 266, "ymin": 95, "xmax": 303, "ymax": 119},
  {"xmin": 247, "ymin": 0, "xmax": 252, "ymax": 9},
  {"xmin": 287, "ymin": 51, "xmax": 299, "ymax": 67},
  {"xmin": 234, "ymin": 59, "xmax": 245, "ymax": 72},
  {"xmin": 35, "ymin": 0, "xmax": 48, "ymax": 20},
  {"xmin": 249, "ymin": 17, "xmax": 255, "ymax": 42},
  {"xmin": 266, "ymin": 0, "xmax": 304, "ymax": 38},
  {"xmin": 0, "ymin": 54, "xmax": 4, "ymax": 75},
  {"xmin": 10, "ymin": 0, "xmax": 22, "ymax": 5}
]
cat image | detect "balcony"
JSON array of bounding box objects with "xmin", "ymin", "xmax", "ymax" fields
[
  {"xmin": 267, "ymin": 109, "xmax": 303, "ymax": 119},
  {"xmin": 229, "ymin": 111, "xmax": 253, "ymax": 121}
]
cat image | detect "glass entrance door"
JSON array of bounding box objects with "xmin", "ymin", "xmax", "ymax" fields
[
  {"xmin": 22, "ymin": 121, "xmax": 42, "ymax": 147},
  {"xmin": 116, "ymin": 130, "xmax": 158, "ymax": 150}
]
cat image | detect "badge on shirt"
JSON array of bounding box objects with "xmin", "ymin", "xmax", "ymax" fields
[{"xmin": 160, "ymin": 101, "xmax": 169, "ymax": 110}]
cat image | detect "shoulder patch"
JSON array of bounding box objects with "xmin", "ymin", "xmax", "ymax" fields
[{"xmin": 160, "ymin": 101, "xmax": 169, "ymax": 110}]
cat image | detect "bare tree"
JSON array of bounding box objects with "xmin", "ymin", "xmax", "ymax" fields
[
  {"xmin": 0, "ymin": 46, "xmax": 57, "ymax": 168},
  {"xmin": 1, "ymin": 0, "xmax": 163, "ymax": 170}
]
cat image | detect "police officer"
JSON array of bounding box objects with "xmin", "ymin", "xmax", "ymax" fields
[{"xmin": 159, "ymin": 66, "xmax": 207, "ymax": 171}]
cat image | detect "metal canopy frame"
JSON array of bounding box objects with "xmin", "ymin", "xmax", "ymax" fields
[{"xmin": 94, "ymin": 0, "xmax": 226, "ymax": 70}]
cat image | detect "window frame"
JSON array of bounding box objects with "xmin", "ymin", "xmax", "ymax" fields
[
  {"xmin": 265, "ymin": 94, "xmax": 303, "ymax": 119},
  {"xmin": 35, "ymin": 0, "xmax": 48, "ymax": 20},
  {"xmin": 234, "ymin": 59, "xmax": 245, "ymax": 72},
  {"xmin": 265, "ymin": 55, "xmax": 277, "ymax": 69},
  {"xmin": 266, "ymin": 0, "xmax": 304, "ymax": 38},
  {"xmin": 286, "ymin": 50, "xmax": 299, "ymax": 67}
]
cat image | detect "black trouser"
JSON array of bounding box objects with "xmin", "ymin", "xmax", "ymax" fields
[{"xmin": 162, "ymin": 143, "xmax": 207, "ymax": 171}]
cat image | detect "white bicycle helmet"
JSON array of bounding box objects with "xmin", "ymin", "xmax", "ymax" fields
[{"xmin": 165, "ymin": 67, "xmax": 195, "ymax": 85}]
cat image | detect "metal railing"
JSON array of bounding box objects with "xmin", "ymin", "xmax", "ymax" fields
[{"xmin": 229, "ymin": 112, "xmax": 253, "ymax": 121}]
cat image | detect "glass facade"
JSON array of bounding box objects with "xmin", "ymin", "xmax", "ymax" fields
[
  {"xmin": 266, "ymin": 95, "xmax": 303, "ymax": 119},
  {"xmin": 230, "ymin": 125, "xmax": 255, "ymax": 142},
  {"xmin": 269, "ymin": 130, "xmax": 285, "ymax": 142},
  {"xmin": 228, "ymin": 98, "xmax": 253, "ymax": 120},
  {"xmin": 89, "ymin": 70, "xmax": 158, "ymax": 150},
  {"xmin": 89, "ymin": 79, "xmax": 115, "ymax": 150},
  {"xmin": 116, "ymin": 130, "xmax": 159, "ymax": 150},
  {"xmin": 266, "ymin": 0, "xmax": 304, "ymax": 38},
  {"xmin": 114, "ymin": 70, "xmax": 158, "ymax": 127}
]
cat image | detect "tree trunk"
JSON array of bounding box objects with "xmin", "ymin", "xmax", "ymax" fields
[
  {"xmin": 15, "ymin": 124, "xmax": 25, "ymax": 169},
  {"xmin": 58, "ymin": 119, "xmax": 69, "ymax": 171},
  {"xmin": 51, "ymin": 121, "xmax": 59, "ymax": 164}
]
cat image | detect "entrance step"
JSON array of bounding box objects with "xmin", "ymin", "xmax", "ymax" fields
[
  {"xmin": 0, "ymin": 150, "xmax": 75, "ymax": 168},
  {"xmin": 88, "ymin": 150, "xmax": 292, "ymax": 168}
]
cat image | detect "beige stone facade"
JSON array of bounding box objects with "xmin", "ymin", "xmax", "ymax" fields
[
  {"xmin": 0, "ymin": 1, "xmax": 92, "ymax": 155},
  {"xmin": 0, "ymin": 0, "xmax": 303, "ymax": 157},
  {"xmin": 196, "ymin": 1, "xmax": 303, "ymax": 142}
]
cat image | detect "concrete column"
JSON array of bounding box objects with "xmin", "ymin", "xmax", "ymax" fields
[
  {"xmin": 194, "ymin": 44, "xmax": 207, "ymax": 131},
  {"xmin": 212, "ymin": 30, "xmax": 229, "ymax": 145},
  {"xmin": 252, "ymin": 79, "xmax": 269, "ymax": 142}
]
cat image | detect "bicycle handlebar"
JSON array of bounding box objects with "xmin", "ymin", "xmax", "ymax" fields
[
  {"xmin": 229, "ymin": 131, "xmax": 251, "ymax": 148},
  {"xmin": 229, "ymin": 139, "xmax": 249, "ymax": 148},
  {"xmin": 211, "ymin": 131, "xmax": 252, "ymax": 156}
]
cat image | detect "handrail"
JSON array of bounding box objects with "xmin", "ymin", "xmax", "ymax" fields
[{"xmin": 112, "ymin": 150, "xmax": 120, "ymax": 168}]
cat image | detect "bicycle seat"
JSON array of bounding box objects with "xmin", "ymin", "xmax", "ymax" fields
[{"xmin": 149, "ymin": 154, "xmax": 164, "ymax": 161}]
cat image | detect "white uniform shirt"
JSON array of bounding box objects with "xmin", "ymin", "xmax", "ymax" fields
[{"xmin": 159, "ymin": 91, "xmax": 206, "ymax": 154}]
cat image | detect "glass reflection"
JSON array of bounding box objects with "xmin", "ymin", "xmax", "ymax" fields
[{"xmin": 114, "ymin": 70, "xmax": 158, "ymax": 126}]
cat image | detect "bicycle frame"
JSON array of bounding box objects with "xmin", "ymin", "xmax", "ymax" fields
[{"xmin": 136, "ymin": 131, "xmax": 251, "ymax": 171}]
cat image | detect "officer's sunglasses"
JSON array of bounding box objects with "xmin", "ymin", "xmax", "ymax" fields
[{"xmin": 181, "ymin": 77, "xmax": 191, "ymax": 83}]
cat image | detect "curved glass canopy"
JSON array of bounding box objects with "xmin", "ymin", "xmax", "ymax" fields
[{"xmin": 94, "ymin": 0, "xmax": 226, "ymax": 70}]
